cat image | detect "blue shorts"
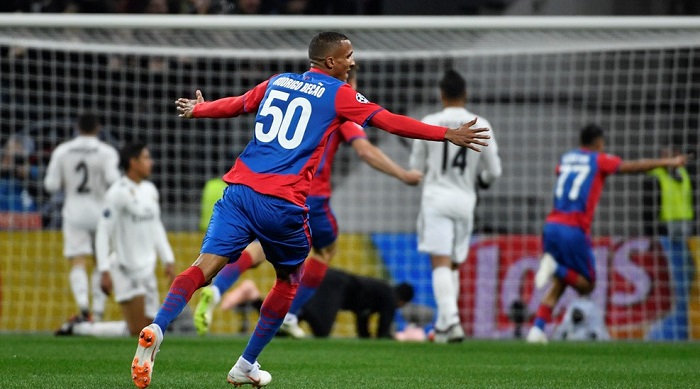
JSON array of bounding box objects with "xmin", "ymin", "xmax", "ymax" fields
[
  {"xmin": 201, "ymin": 184, "xmax": 311, "ymax": 267},
  {"xmin": 306, "ymin": 195, "xmax": 337, "ymax": 250},
  {"xmin": 542, "ymin": 222, "xmax": 596, "ymax": 282}
]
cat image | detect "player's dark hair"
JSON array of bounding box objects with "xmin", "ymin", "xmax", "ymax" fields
[
  {"xmin": 120, "ymin": 142, "xmax": 147, "ymax": 171},
  {"xmin": 580, "ymin": 123, "xmax": 604, "ymax": 146},
  {"xmin": 77, "ymin": 113, "xmax": 100, "ymax": 134},
  {"xmin": 394, "ymin": 282, "xmax": 415, "ymax": 304},
  {"xmin": 308, "ymin": 31, "xmax": 349, "ymax": 62},
  {"xmin": 439, "ymin": 69, "xmax": 467, "ymax": 101}
]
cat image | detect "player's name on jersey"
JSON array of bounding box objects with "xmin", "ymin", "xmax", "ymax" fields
[
  {"xmin": 272, "ymin": 77, "xmax": 326, "ymax": 98},
  {"xmin": 68, "ymin": 146, "xmax": 99, "ymax": 154},
  {"xmin": 562, "ymin": 153, "xmax": 591, "ymax": 164}
]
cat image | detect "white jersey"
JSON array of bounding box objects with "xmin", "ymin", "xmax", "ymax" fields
[
  {"xmin": 44, "ymin": 135, "xmax": 120, "ymax": 230},
  {"xmin": 95, "ymin": 176, "xmax": 174, "ymax": 275},
  {"xmin": 410, "ymin": 107, "xmax": 502, "ymax": 217}
]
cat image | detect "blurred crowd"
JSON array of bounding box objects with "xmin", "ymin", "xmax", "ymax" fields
[{"xmin": 0, "ymin": 0, "xmax": 383, "ymax": 15}]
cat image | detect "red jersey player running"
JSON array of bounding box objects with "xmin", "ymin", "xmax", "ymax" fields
[
  {"xmin": 527, "ymin": 124, "xmax": 688, "ymax": 344},
  {"xmin": 193, "ymin": 69, "xmax": 423, "ymax": 338},
  {"xmin": 131, "ymin": 31, "xmax": 489, "ymax": 389}
]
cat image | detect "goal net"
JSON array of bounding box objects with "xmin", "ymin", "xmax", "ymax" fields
[{"xmin": 1, "ymin": 15, "xmax": 699, "ymax": 339}]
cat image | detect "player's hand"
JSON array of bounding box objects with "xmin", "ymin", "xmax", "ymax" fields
[
  {"xmin": 444, "ymin": 118, "xmax": 490, "ymax": 152},
  {"xmin": 669, "ymin": 154, "xmax": 689, "ymax": 168},
  {"xmin": 401, "ymin": 169, "xmax": 423, "ymax": 186},
  {"xmin": 100, "ymin": 271, "xmax": 113, "ymax": 295},
  {"xmin": 164, "ymin": 263, "xmax": 176, "ymax": 282},
  {"xmin": 175, "ymin": 89, "xmax": 205, "ymax": 118}
]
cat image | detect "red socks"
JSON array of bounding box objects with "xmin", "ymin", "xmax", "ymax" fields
[{"xmin": 300, "ymin": 256, "xmax": 328, "ymax": 288}]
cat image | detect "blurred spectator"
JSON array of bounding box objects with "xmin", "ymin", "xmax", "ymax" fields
[
  {"xmin": 279, "ymin": 0, "xmax": 308, "ymax": 14},
  {"xmin": 234, "ymin": 0, "xmax": 262, "ymax": 14},
  {"xmin": 305, "ymin": 0, "xmax": 360, "ymax": 14},
  {"xmin": 199, "ymin": 176, "xmax": 227, "ymax": 232},
  {"xmin": 6, "ymin": 0, "xmax": 115, "ymax": 13},
  {"xmin": 0, "ymin": 135, "xmax": 38, "ymax": 212},
  {"xmin": 64, "ymin": 0, "xmax": 115, "ymax": 12},
  {"xmin": 115, "ymin": 0, "xmax": 181, "ymax": 13},
  {"xmin": 188, "ymin": 0, "xmax": 235, "ymax": 14},
  {"xmin": 647, "ymin": 147, "xmax": 695, "ymax": 243},
  {"xmin": 146, "ymin": 0, "xmax": 170, "ymax": 13},
  {"xmin": 646, "ymin": 146, "xmax": 695, "ymax": 338}
]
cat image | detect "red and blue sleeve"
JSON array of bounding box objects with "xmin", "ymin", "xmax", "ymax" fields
[
  {"xmin": 597, "ymin": 153, "xmax": 622, "ymax": 175},
  {"xmin": 334, "ymin": 84, "xmax": 447, "ymax": 141},
  {"xmin": 192, "ymin": 79, "xmax": 270, "ymax": 118}
]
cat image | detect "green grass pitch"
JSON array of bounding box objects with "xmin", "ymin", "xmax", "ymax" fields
[{"xmin": 1, "ymin": 334, "xmax": 698, "ymax": 388}]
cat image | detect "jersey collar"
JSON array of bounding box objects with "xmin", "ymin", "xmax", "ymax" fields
[{"xmin": 308, "ymin": 67, "xmax": 330, "ymax": 76}]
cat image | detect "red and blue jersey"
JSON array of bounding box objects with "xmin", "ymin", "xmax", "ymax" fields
[
  {"xmin": 195, "ymin": 68, "xmax": 383, "ymax": 207},
  {"xmin": 545, "ymin": 148, "xmax": 622, "ymax": 234},
  {"xmin": 193, "ymin": 67, "xmax": 448, "ymax": 207},
  {"xmin": 309, "ymin": 121, "xmax": 367, "ymax": 197}
]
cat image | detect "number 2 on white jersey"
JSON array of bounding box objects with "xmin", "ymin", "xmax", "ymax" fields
[
  {"xmin": 255, "ymin": 90, "xmax": 312, "ymax": 150},
  {"xmin": 554, "ymin": 164, "xmax": 590, "ymax": 200},
  {"xmin": 74, "ymin": 160, "xmax": 91, "ymax": 194}
]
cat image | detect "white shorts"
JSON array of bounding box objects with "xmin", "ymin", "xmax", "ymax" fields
[
  {"xmin": 417, "ymin": 208, "xmax": 473, "ymax": 264},
  {"xmin": 110, "ymin": 263, "xmax": 160, "ymax": 318},
  {"xmin": 62, "ymin": 223, "xmax": 95, "ymax": 258}
]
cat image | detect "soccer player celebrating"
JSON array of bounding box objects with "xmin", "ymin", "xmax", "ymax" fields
[
  {"xmin": 132, "ymin": 31, "xmax": 489, "ymax": 388},
  {"xmin": 410, "ymin": 69, "xmax": 502, "ymax": 343},
  {"xmin": 193, "ymin": 69, "xmax": 424, "ymax": 338},
  {"xmin": 56, "ymin": 143, "xmax": 176, "ymax": 337},
  {"xmin": 527, "ymin": 124, "xmax": 688, "ymax": 344},
  {"xmin": 44, "ymin": 113, "xmax": 120, "ymax": 324}
]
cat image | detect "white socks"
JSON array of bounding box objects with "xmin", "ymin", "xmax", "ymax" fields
[
  {"xmin": 284, "ymin": 313, "xmax": 298, "ymax": 324},
  {"xmin": 90, "ymin": 267, "xmax": 106, "ymax": 321},
  {"xmin": 211, "ymin": 285, "xmax": 222, "ymax": 305},
  {"xmin": 452, "ymin": 269, "xmax": 460, "ymax": 300},
  {"xmin": 432, "ymin": 266, "xmax": 458, "ymax": 330},
  {"xmin": 69, "ymin": 265, "xmax": 89, "ymax": 313},
  {"xmin": 73, "ymin": 321, "xmax": 130, "ymax": 337},
  {"xmin": 236, "ymin": 356, "xmax": 254, "ymax": 371}
]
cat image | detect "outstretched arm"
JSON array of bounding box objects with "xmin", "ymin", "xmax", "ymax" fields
[
  {"xmin": 618, "ymin": 155, "xmax": 688, "ymax": 174},
  {"xmin": 176, "ymin": 90, "xmax": 250, "ymax": 119},
  {"xmin": 175, "ymin": 79, "xmax": 270, "ymax": 119},
  {"xmin": 335, "ymin": 84, "xmax": 488, "ymax": 150},
  {"xmin": 351, "ymin": 138, "xmax": 422, "ymax": 185},
  {"xmin": 369, "ymin": 110, "xmax": 489, "ymax": 152}
]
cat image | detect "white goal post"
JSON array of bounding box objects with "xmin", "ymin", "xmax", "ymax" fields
[{"xmin": 0, "ymin": 15, "xmax": 699, "ymax": 340}]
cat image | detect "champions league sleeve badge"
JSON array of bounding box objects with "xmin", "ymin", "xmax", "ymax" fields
[{"xmin": 355, "ymin": 93, "xmax": 369, "ymax": 104}]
